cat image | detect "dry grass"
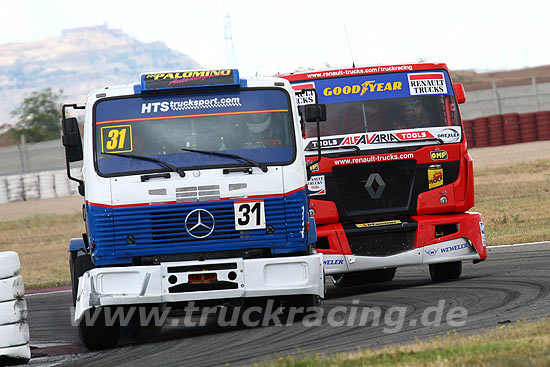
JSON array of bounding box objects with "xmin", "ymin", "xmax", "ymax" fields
[
  {"xmin": 265, "ymin": 317, "xmax": 550, "ymax": 367},
  {"xmin": 0, "ymin": 213, "xmax": 84, "ymax": 289},
  {"xmin": 472, "ymin": 159, "xmax": 550, "ymax": 245}
]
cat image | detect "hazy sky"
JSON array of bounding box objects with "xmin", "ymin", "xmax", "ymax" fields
[{"xmin": 1, "ymin": 0, "xmax": 549, "ymax": 77}]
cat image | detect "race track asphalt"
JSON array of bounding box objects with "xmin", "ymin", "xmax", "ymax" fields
[{"xmin": 25, "ymin": 243, "xmax": 550, "ymax": 366}]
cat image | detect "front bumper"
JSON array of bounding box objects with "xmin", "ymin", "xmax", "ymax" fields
[
  {"xmin": 74, "ymin": 254, "xmax": 324, "ymax": 322},
  {"xmin": 318, "ymin": 212, "xmax": 486, "ymax": 275}
]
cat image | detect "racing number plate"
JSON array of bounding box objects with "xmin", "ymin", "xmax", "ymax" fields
[{"xmin": 234, "ymin": 200, "xmax": 266, "ymax": 230}]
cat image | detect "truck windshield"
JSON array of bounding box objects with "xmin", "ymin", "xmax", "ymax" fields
[
  {"xmin": 301, "ymin": 71, "xmax": 461, "ymax": 138},
  {"xmin": 93, "ymin": 89, "xmax": 295, "ymax": 176}
]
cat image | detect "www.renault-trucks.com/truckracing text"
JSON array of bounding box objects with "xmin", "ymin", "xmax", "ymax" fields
[
  {"xmin": 60, "ymin": 69, "xmax": 324, "ymax": 349},
  {"xmin": 280, "ymin": 63, "xmax": 486, "ymax": 287}
]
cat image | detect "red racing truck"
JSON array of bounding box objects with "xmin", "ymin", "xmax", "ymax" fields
[{"xmin": 280, "ymin": 63, "xmax": 486, "ymax": 286}]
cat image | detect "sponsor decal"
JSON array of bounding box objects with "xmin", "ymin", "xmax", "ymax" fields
[
  {"xmin": 408, "ymin": 72, "xmax": 447, "ymax": 95},
  {"xmin": 367, "ymin": 132, "xmax": 400, "ymax": 144},
  {"xmin": 356, "ymin": 220, "xmax": 402, "ymax": 228},
  {"xmin": 295, "ymin": 89, "xmax": 317, "ymax": 106},
  {"xmin": 395, "ymin": 130, "xmax": 435, "ymax": 141},
  {"xmin": 309, "ymin": 163, "xmax": 319, "ymax": 172},
  {"xmin": 291, "ymin": 82, "xmax": 315, "ymax": 91},
  {"xmin": 440, "ymin": 242, "xmax": 469, "ymax": 253},
  {"xmin": 480, "ymin": 222, "xmax": 486, "ymax": 247},
  {"xmin": 428, "ymin": 164, "xmax": 444, "ymax": 189},
  {"xmin": 308, "ymin": 175, "xmax": 326, "ymax": 196},
  {"xmin": 333, "ymin": 152, "xmax": 415, "ymax": 166},
  {"xmin": 436, "ymin": 128, "xmax": 461, "ymax": 143},
  {"xmin": 141, "ymin": 97, "xmax": 242, "ymax": 114},
  {"xmin": 142, "ymin": 69, "xmax": 238, "ymax": 90},
  {"xmin": 304, "ymin": 137, "xmax": 343, "ymax": 150},
  {"xmin": 425, "ymin": 248, "xmax": 438, "ymax": 256},
  {"xmin": 323, "ymin": 80, "xmax": 403, "ymax": 97},
  {"xmin": 430, "ymin": 150, "xmax": 448, "ymax": 160},
  {"xmin": 323, "ymin": 259, "xmax": 344, "ymax": 265}
]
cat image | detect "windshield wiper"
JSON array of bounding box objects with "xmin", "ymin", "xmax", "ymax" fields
[
  {"xmin": 399, "ymin": 137, "xmax": 445, "ymax": 145},
  {"xmin": 181, "ymin": 148, "xmax": 268, "ymax": 172},
  {"xmin": 315, "ymin": 145, "xmax": 361, "ymax": 156},
  {"xmin": 102, "ymin": 152, "xmax": 186, "ymax": 177}
]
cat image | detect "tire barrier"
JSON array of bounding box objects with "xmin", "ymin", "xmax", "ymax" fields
[
  {"xmin": 38, "ymin": 171, "xmax": 56, "ymax": 199},
  {"xmin": 0, "ymin": 176, "xmax": 7, "ymax": 204},
  {"xmin": 0, "ymin": 251, "xmax": 30, "ymax": 364},
  {"xmin": 0, "ymin": 168, "xmax": 83, "ymax": 203},
  {"xmin": 22, "ymin": 174, "xmax": 39, "ymax": 201},
  {"xmin": 6, "ymin": 175, "xmax": 23, "ymax": 203},
  {"xmin": 53, "ymin": 169, "xmax": 71, "ymax": 198},
  {"xmin": 473, "ymin": 117, "xmax": 489, "ymax": 147},
  {"xmin": 463, "ymin": 119, "xmax": 475, "ymax": 147},
  {"xmin": 464, "ymin": 110, "xmax": 550, "ymax": 148},
  {"xmin": 487, "ymin": 114, "xmax": 504, "ymax": 146},
  {"xmin": 519, "ymin": 112, "xmax": 537, "ymax": 143},
  {"xmin": 536, "ymin": 111, "xmax": 550, "ymax": 140},
  {"xmin": 502, "ymin": 113, "xmax": 521, "ymax": 145}
]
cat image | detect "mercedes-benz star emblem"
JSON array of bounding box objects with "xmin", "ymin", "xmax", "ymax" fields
[
  {"xmin": 185, "ymin": 209, "xmax": 215, "ymax": 239},
  {"xmin": 363, "ymin": 173, "xmax": 386, "ymax": 199}
]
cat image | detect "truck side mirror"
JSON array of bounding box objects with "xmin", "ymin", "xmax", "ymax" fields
[
  {"xmin": 303, "ymin": 104, "xmax": 327, "ymax": 122},
  {"xmin": 62, "ymin": 117, "xmax": 83, "ymax": 162},
  {"xmin": 453, "ymin": 83, "xmax": 466, "ymax": 104}
]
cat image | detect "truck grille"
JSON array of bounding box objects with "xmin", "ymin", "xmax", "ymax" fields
[
  {"xmin": 104, "ymin": 192, "xmax": 306, "ymax": 259},
  {"xmin": 332, "ymin": 160, "xmax": 417, "ymax": 218}
]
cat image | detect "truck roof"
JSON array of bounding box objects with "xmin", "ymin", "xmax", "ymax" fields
[{"xmin": 278, "ymin": 62, "xmax": 450, "ymax": 82}]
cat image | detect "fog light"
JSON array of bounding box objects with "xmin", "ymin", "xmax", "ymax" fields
[
  {"xmin": 440, "ymin": 196, "xmax": 448, "ymax": 205},
  {"xmin": 309, "ymin": 208, "xmax": 316, "ymax": 217}
]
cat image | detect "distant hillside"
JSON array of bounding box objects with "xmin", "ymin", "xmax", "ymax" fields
[{"xmin": 0, "ymin": 24, "xmax": 201, "ymax": 124}]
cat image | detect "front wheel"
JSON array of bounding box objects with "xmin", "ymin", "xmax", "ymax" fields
[
  {"xmin": 429, "ymin": 261, "xmax": 462, "ymax": 282},
  {"xmin": 78, "ymin": 307, "xmax": 120, "ymax": 350}
]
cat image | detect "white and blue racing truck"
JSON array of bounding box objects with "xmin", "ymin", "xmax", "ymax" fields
[{"xmin": 61, "ymin": 69, "xmax": 324, "ymax": 349}]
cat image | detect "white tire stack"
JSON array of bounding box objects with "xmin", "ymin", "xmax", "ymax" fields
[
  {"xmin": 0, "ymin": 252, "xmax": 30, "ymax": 364},
  {"xmin": 6, "ymin": 175, "xmax": 24, "ymax": 202},
  {"xmin": 0, "ymin": 176, "xmax": 8, "ymax": 204},
  {"xmin": 68, "ymin": 168, "xmax": 83, "ymax": 196},
  {"xmin": 53, "ymin": 169, "xmax": 70, "ymax": 198},
  {"xmin": 22, "ymin": 174, "xmax": 40, "ymax": 201},
  {"xmin": 38, "ymin": 171, "xmax": 56, "ymax": 199}
]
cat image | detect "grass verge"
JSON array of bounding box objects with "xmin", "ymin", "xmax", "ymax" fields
[
  {"xmin": 0, "ymin": 212, "xmax": 84, "ymax": 289},
  {"xmin": 472, "ymin": 158, "xmax": 550, "ymax": 245},
  {"xmin": 264, "ymin": 317, "xmax": 550, "ymax": 367}
]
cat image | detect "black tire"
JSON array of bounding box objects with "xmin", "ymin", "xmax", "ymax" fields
[
  {"xmin": 78, "ymin": 307, "xmax": 120, "ymax": 350},
  {"xmin": 429, "ymin": 261, "xmax": 462, "ymax": 282},
  {"xmin": 331, "ymin": 268, "xmax": 397, "ymax": 288},
  {"xmin": 69, "ymin": 250, "xmax": 94, "ymax": 306}
]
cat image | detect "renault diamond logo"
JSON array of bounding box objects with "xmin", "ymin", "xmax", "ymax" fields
[
  {"xmin": 364, "ymin": 173, "xmax": 386, "ymax": 199},
  {"xmin": 185, "ymin": 209, "xmax": 215, "ymax": 239}
]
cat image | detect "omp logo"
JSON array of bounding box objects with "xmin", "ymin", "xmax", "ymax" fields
[
  {"xmin": 440, "ymin": 243, "xmax": 469, "ymax": 253},
  {"xmin": 323, "ymin": 80, "xmax": 402, "ymax": 97},
  {"xmin": 430, "ymin": 150, "xmax": 448, "ymax": 160}
]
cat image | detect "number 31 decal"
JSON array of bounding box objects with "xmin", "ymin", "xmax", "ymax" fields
[{"xmin": 234, "ymin": 200, "xmax": 266, "ymax": 230}]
